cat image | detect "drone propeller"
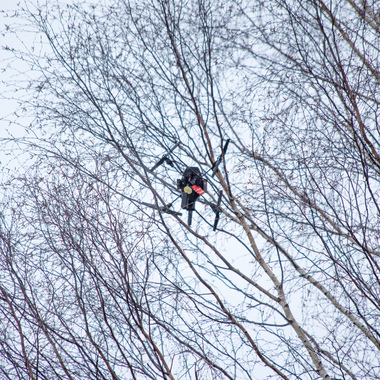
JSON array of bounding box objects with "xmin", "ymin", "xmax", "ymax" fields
[
  {"xmin": 151, "ymin": 142, "xmax": 180, "ymax": 171},
  {"xmin": 141, "ymin": 201, "xmax": 182, "ymax": 216},
  {"xmin": 211, "ymin": 190, "xmax": 223, "ymax": 231},
  {"xmin": 211, "ymin": 139, "xmax": 230, "ymax": 177}
]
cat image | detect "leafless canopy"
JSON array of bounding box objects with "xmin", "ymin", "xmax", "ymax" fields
[{"xmin": 1, "ymin": 0, "xmax": 380, "ymax": 379}]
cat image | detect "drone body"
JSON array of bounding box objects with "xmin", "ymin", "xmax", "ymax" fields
[
  {"xmin": 177, "ymin": 167, "xmax": 207, "ymax": 225},
  {"xmin": 148, "ymin": 140, "xmax": 229, "ymax": 229}
]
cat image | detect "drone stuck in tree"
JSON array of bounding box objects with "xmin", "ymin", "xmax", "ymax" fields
[
  {"xmin": 176, "ymin": 166, "xmax": 207, "ymax": 226},
  {"xmin": 142, "ymin": 140, "xmax": 230, "ymax": 230}
]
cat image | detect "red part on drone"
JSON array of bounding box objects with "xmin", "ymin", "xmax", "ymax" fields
[{"xmin": 191, "ymin": 185, "xmax": 205, "ymax": 195}]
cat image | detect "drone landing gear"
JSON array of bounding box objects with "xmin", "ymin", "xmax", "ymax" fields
[
  {"xmin": 211, "ymin": 190, "xmax": 223, "ymax": 231},
  {"xmin": 188, "ymin": 210, "xmax": 193, "ymax": 226}
]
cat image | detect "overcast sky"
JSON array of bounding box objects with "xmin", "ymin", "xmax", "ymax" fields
[{"xmin": 0, "ymin": 1, "xmax": 38, "ymax": 172}]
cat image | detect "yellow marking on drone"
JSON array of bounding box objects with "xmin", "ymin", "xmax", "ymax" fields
[{"xmin": 184, "ymin": 186, "xmax": 193, "ymax": 194}]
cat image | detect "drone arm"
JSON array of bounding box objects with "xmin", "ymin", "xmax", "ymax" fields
[
  {"xmin": 151, "ymin": 157, "xmax": 165, "ymax": 171},
  {"xmin": 141, "ymin": 201, "xmax": 182, "ymax": 216},
  {"xmin": 151, "ymin": 141, "xmax": 180, "ymax": 171},
  {"xmin": 211, "ymin": 157, "xmax": 222, "ymax": 177},
  {"xmin": 222, "ymin": 139, "xmax": 230, "ymax": 155},
  {"xmin": 211, "ymin": 139, "xmax": 230, "ymax": 177}
]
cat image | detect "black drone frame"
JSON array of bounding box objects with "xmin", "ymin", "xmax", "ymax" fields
[{"xmin": 146, "ymin": 139, "xmax": 230, "ymax": 230}]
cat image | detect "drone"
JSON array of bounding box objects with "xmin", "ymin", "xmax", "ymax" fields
[{"xmin": 142, "ymin": 140, "xmax": 230, "ymax": 231}]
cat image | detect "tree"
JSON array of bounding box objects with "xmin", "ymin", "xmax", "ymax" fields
[{"xmin": 1, "ymin": 0, "xmax": 379, "ymax": 378}]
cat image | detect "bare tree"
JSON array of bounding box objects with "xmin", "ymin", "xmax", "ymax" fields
[{"xmin": 1, "ymin": 0, "xmax": 379, "ymax": 379}]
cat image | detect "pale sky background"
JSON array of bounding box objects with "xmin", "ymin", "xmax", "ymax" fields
[
  {"xmin": 1, "ymin": 2, "xmax": 24, "ymax": 164},
  {"xmin": 0, "ymin": 2, "xmax": 18, "ymax": 134},
  {"xmin": 0, "ymin": 1, "xmax": 39, "ymax": 172}
]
